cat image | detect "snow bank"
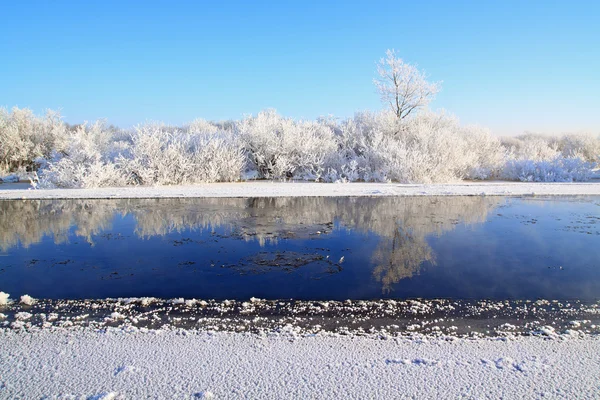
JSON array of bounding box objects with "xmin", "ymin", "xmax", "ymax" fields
[
  {"xmin": 0, "ymin": 329, "xmax": 598, "ymax": 399},
  {"xmin": 1, "ymin": 181, "xmax": 600, "ymax": 200}
]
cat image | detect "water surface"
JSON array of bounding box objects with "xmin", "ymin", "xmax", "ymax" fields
[{"xmin": 0, "ymin": 196, "xmax": 599, "ymax": 300}]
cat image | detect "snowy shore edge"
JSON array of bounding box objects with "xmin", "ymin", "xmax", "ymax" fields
[
  {"xmin": 1, "ymin": 181, "xmax": 600, "ymax": 199},
  {"xmin": 2, "ymin": 300, "xmax": 599, "ymax": 399}
]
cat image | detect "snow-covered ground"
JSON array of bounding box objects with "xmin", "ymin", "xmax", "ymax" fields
[
  {"xmin": 0, "ymin": 328, "xmax": 598, "ymax": 399},
  {"xmin": 1, "ymin": 181, "xmax": 600, "ymax": 199}
]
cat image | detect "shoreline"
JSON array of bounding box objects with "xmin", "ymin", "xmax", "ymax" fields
[
  {"xmin": 1, "ymin": 181, "xmax": 600, "ymax": 199},
  {"xmin": 3, "ymin": 297, "xmax": 598, "ymax": 337}
]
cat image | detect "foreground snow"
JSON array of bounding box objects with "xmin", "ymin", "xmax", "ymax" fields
[
  {"xmin": 0, "ymin": 328, "xmax": 598, "ymax": 399},
  {"xmin": 1, "ymin": 181, "xmax": 600, "ymax": 199}
]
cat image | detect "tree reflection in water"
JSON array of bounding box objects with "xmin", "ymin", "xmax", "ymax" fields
[{"xmin": 372, "ymin": 227, "xmax": 435, "ymax": 294}]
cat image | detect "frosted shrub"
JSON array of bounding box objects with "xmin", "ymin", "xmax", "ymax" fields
[
  {"xmin": 406, "ymin": 113, "xmax": 505, "ymax": 181},
  {"xmin": 395, "ymin": 111, "xmax": 475, "ymax": 182},
  {"xmin": 189, "ymin": 131, "xmax": 246, "ymax": 183},
  {"xmin": 237, "ymin": 110, "xmax": 338, "ymax": 180},
  {"xmin": 326, "ymin": 111, "xmax": 504, "ymax": 183},
  {"xmin": 117, "ymin": 124, "xmax": 189, "ymax": 185},
  {"xmin": 0, "ymin": 107, "xmax": 67, "ymax": 173},
  {"xmin": 557, "ymin": 133, "xmax": 600, "ymax": 162},
  {"xmin": 37, "ymin": 121, "xmax": 128, "ymax": 188},
  {"xmin": 500, "ymin": 133, "xmax": 598, "ymax": 182},
  {"xmin": 320, "ymin": 112, "xmax": 389, "ymax": 182},
  {"xmin": 460, "ymin": 125, "xmax": 505, "ymax": 179},
  {"xmin": 502, "ymin": 157, "xmax": 593, "ymax": 182},
  {"xmin": 186, "ymin": 118, "xmax": 220, "ymax": 134},
  {"xmin": 118, "ymin": 124, "xmax": 245, "ymax": 185},
  {"xmin": 502, "ymin": 135, "xmax": 559, "ymax": 162}
]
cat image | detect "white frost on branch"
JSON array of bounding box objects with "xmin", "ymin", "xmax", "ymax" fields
[{"xmin": 374, "ymin": 49, "xmax": 441, "ymax": 120}]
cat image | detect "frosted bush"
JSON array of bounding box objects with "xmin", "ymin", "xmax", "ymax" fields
[
  {"xmin": 557, "ymin": 133, "xmax": 600, "ymax": 162},
  {"xmin": 186, "ymin": 118, "xmax": 220, "ymax": 134},
  {"xmin": 500, "ymin": 132, "xmax": 598, "ymax": 181},
  {"xmin": 118, "ymin": 124, "xmax": 245, "ymax": 185},
  {"xmin": 460, "ymin": 125, "xmax": 505, "ymax": 179},
  {"xmin": 502, "ymin": 156, "xmax": 593, "ymax": 182},
  {"xmin": 325, "ymin": 110, "xmax": 504, "ymax": 183},
  {"xmin": 189, "ymin": 130, "xmax": 246, "ymax": 183},
  {"xmin": 237, "ymin": 110, "xmax": 338, "ymax": 180},
  {"xmin": 393, "ymin": 111, "xmax": 480, "ymax": 182},
  {"xmin": 0, "ymin": 107, "xmax": 67, "ymax": 173},
  {"xmin": 502, "ymin": 135, "xmax": 559, "ymax": 162},
  {"xmin": 36, "ymin": 121, "xmax": 245, "ymax": 187},
  {"xmin": 37, "ymin": 121, "xmax": 129, "ymax": 188}
]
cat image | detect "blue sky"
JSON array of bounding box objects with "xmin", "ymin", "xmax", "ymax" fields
[{"xmin": 1, "ymin": 0, "xmax": 598, "ymax": 135}]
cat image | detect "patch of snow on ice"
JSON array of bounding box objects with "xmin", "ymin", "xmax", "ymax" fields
[
  {"xmin": 20, "ymin": 294, "xmax": 37, "ymax": 305},
  {"xmin": 107, "ymin": 312, "xmax": 125, "ymax": 321},
  {"xmin": 15, "ymin": 312, "xmax": 32, "ymax": 320},
  {"xmin": 0, "ymin": 292, "xmax": 10, "ymax": 305},
  {"xmin": 184, "ymin": 299, "xmax": 198, "ymax": 307},
  {"xmin": 121, "ymin": 297, "xmax": 156, "ymax": 307}
]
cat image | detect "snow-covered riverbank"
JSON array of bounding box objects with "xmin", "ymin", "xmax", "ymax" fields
[
  {"xmin": 0, "ymin": 328, "xmax": 598, "ymax": 399},
  {"xmin": 1, "ymin": 181, "xmax": 600, "ymax": 199}
]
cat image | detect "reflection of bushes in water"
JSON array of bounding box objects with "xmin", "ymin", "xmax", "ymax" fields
[
  {"xmin": 126, "ymin": 198, "xmax": 245, "ymax": 238},
  {"xmin": 0, "ymin": 197, "xmax": 501, "ymax": 265},
  {"xmin": 0, "ymin": 198, "xmax": 248, "ymax": 251},
  {"xmin": 0, "ymin": 200, "xmax": 116, "ymax": 251}
]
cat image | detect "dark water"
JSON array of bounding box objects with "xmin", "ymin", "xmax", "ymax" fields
[{"xmin": 0, "ymin": 196, "xmax": 599, "ymax": 301}]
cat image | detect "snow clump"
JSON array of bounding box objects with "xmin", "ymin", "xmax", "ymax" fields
[
  {"xmin": 20, "ymin": 294, "xmax": 37, "ymax": 305},
  {"xmin": 0, "ymin": 292, "xmax": 10, "ymax": 305}
]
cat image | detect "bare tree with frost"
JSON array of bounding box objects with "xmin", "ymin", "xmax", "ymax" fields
[{"xmin": 374, "ymin": 49, "xmax": 441, "ymax": 120}]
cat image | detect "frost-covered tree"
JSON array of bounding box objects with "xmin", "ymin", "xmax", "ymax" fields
[
  {"xmin": 0, "ymin": 107, "xmax": 67, "ymax": 173},
  {"xmin": 374, "ymin": 49, "xmax": 441, "ymax": 120}
]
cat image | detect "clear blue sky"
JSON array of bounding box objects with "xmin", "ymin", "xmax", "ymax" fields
[{"xmin": 1, "ymin": 0, "xmax": 598, "ymax": 135}]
